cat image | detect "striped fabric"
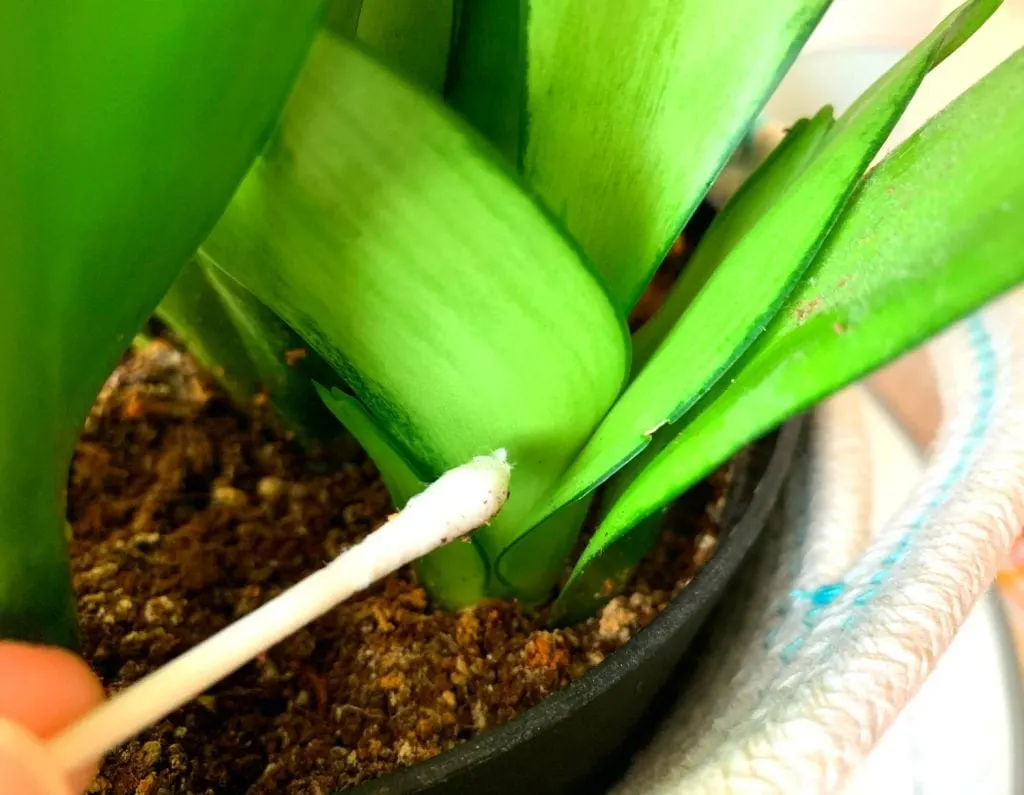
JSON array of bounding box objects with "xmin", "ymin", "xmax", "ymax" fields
[{"xmin": 615, "ymin": 289, "xmax": 1024, "ymax": 793}]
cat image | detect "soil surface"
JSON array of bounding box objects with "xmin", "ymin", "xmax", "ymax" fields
[{"xmin": 70, "ymin": 340, "xmax": 727, "ymax": 795}]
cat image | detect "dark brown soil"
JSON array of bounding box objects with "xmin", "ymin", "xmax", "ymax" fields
[{"xmin": 70, "ymin": 341, "xmax": 727, "ymax": 795}]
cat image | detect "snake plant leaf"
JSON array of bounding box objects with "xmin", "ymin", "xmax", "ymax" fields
[
  {"xmin": 445, "ymin": 0, "xmax": 525, "ymax": 163},
  {"xmin": 549, "ymin": 511, "xmax": 665, "ymax": 626},
  {"xmin": 160, "ymin": 256, "xmax": 352, "ymax": 446},
  {"xmin": 160, "ymin": 258, "xmax": 352, "ymax": 451},
  {"xmin": 554, "ymin": 42, "xmax": 1024, "ymax": 622},
  {"xmin": 157, "ymin": 258, "xmax": 266, "ymax": 406},
  {"xmin": 200, "ymin": 255, "xmax": 355, "ymax": 454},
  {"xmin": 202, "ymin": 33, "xmax": 628, "ymax": 608},
  {"xmin": 316, "ymin": 382, "xmax": 513, "ymax": 600},
  {"xmin": 326, "ymin": 0, "xmax": 454, "ymax": 89},
  {"xmin": 447, "ymin": 0, "xmax": 833, "ymax": 309},
  {"xmin": 630, "ymin": 107, "xmax": 836, "ymax": 373},
  {"xmin": 316, "ymin": 384, "xmax": 426, "ymax": 505},
  {"xmin": 356, "ymin": 0, "xmax": 455, "ymax": 91},
  {"xmin": 0, "ymin": 1, "xmax": 323, "ymax": 647},
  {"xmin": 532, "ymin": 0, "xmax": 998, "ymax": 535},
  {"xmin": 522, "ymin": 0, "xmax": 834, "ymax": 312},
  {"xmin": 324, "ymin": 0, "xmax": 364, "ymax": 38},
  {"xmin": 159, "ymin": 0, "xmax": 451, "ymax": 450}
]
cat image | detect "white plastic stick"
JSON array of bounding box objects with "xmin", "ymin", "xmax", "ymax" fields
[{"xmin": 48, "ymin": 450, "xmax": 511, "ymax": 776}]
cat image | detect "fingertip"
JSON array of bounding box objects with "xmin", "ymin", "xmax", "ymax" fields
[
  {"xmin": 0, "ymin": 642, "xmax": 104, "ymax": 737},
  {"xmin": 0, "ymin": 642, "xmax": 105, "ymax": 792},
  {"xmin": 0, "ymin": 718, "xmax": 73, "ymax": 795}
]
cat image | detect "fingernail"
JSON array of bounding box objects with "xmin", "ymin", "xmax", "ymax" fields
[{"xmin": 0, "ymin": 718, "xmax": 72, "ymax": 795}]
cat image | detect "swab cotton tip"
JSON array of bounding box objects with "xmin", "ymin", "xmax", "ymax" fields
[{"xmin": 47, "ymin": 450, "xmax": 512, "ymax": 776}]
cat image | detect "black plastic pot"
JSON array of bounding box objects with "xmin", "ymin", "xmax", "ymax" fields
[{"xmin": 351, "ymin": 419, "xmax": 802, "ymax": 795}]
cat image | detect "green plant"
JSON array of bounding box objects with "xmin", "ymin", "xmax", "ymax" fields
[{"xmin": 3, "ymin": 0, "xmax": 1022, "ymax": 646}]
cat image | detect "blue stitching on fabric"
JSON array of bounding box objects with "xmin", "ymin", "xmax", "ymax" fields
[{"xmin": 777, "ymin": 315, "xmax": 996, "ymax": 659}]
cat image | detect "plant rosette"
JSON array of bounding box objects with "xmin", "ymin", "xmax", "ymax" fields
[{"xmin": 1, "ymin": 1, "xmax": 1023, "ymax": 793}]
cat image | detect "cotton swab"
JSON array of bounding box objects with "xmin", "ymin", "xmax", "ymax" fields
[{"xmin": 48, "ymin": 450, "xmax": 512, "ymax": 777}]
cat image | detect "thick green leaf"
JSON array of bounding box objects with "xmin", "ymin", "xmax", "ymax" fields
[
  {"xmin": 0, "ymin": 2, "xmax": 322, "ymax": 646},
  {"xmin": 202, "ymin": 256, "xmax": 356, "ymax": 453},
  {"xmin": 445, "ymin": 0, "xmax": 525, "ymax": 163},
  {"xmin": 316, "ymin": 383, "xmax": 496, "ymax": 598},
  {"xmin": 157, "ymin": 258, "xmax": 265, "ymax": 406},
  {"xmin": 316, "ymin": 382, "xmax": 494, "ymax": 598},
  {"xmin": 496, "ymin": 495, "xmax": 595, "ymax": 601},
  {"xmin": 556, "ymin": 42, "xmax": 1024, "ymax": 620},
  {"xmin": 356, "ymin": 0, "xmax": 455, "ymax": 91},
  {"xmin": 549, "ymin": 510, "xmax": 664, "ymax": 625},
  {"xmin": 316, "ymin": 384, "xmax": 426, "ymax": 504},
  {"xmin": 533, "ymin": 0, "xmax": 997, "ymax": 534},
  {"xmin": 521, "ymin": 0, "xmax": 833, "ymax": 311},
  {"xmin": 160, "ymin": 257, "xmax": 355, "ymax": 453},
  {"xmin": 160, "ymin": 0, "xmax": 453, "ymax": 450},
  {"xmin": 630, "ymin": 108, "xmax": 836, "ymax": 373},
  {"xmin": 324, "ymin": 0, "xmax": 364, "ymax": 37},
  {"xmin": 326, "ymin": 0, "xmax": 454, "ymax": 89},
  {"xmin": 202, "ymin": 33, "xmax": 628, "ymax": 607}
]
